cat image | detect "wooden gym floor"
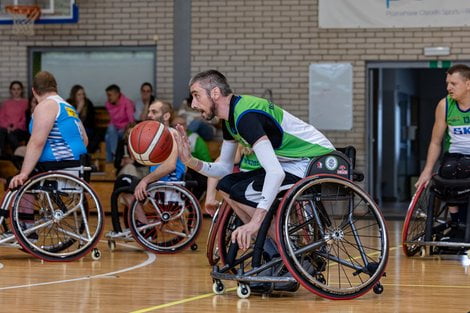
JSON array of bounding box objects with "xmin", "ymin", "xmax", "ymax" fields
[{"xmin": 0, "ymin": 209, "xmax": 469, "ymax": 313}]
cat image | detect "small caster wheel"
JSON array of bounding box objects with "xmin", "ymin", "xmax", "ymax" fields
[
  {"xmin": 108, "ymin": 240, "xmax": 116, "ymax": 251},
  {"xmin": 213, "ymin": 281, "xmax": 225, "ymax": 295},
  {"xmin": 91, "ymin": 248, "xmax": 101, "ymax": 261},
  {"xmin": 237, "ymin": 283, "xmax": 251, "ymax": 299},
  {"xmin": 419, "ymin": 246, "xmax": 427, "ymax": 258},
  {"xmin": 191, "ymin": 243, "xmax": 198, "ymax": 251},
  {"xmin": 373, "ymin": 283, "xmax": 384, "ymax": 294}
]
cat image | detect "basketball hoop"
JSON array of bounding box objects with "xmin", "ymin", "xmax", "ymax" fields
[{"xmin": 5, "ymin": 5, "xmax": 41, "ymax": 36}]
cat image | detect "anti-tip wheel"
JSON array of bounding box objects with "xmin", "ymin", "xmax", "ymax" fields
[
  {"xmin": 373, "ymin": 283, "xmax": 384, "ymax": 294},
  {"xmin": 108, "ymin": 240, "xmax": 116, "ymax": 251},
  {"xmin": 212, "ymin": 281, "xmax": 225, "ymax": 295},
  {"xmin": 191, "ymin": 243, "xmax": 198, "ymax": 251},
  {"xmin": 91, "ymin": 248, "xmax": 102, "ymax": 261},
  {"xmin": 236, "ymin": 283, "xmax": 251, "ymax": 299}
]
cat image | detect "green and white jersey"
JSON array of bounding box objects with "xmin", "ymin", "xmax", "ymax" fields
[
  {"xmin": 224, "ymin": 95, "xmax": 334, "ymax": 177},
  {"xmin": 445, "ymin": 96, "xmax": 470, "ymax": 154}
]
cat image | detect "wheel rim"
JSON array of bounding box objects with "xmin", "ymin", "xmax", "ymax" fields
[{"xmin": 278, "ymin": 176, "xmax": 388, "ymax": 299}]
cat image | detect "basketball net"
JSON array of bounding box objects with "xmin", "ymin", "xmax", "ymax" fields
[{"xmin": 5, "ymin": 5, "xmax": 41, "ymax": 36}]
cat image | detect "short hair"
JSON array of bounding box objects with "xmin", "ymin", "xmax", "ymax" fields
[
  {"xmin": 189, "ymin": 69, "xmax": 233, "ymax": 96},
  {"xmin": 33, "ymin": 71, "xmax": 57, "ymax": 95},
  {"xmin": 152, "ymin": 99, "xmax": 174, "ymax": 120},
  {"xmin": 105, "ymin": 84, "xmax": 121, "ymax": 93},
  {"xmin": 447, "ymin": 64, "xmax": 470, "ymax": 80}
]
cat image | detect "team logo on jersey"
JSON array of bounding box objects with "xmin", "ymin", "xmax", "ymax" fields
[
  {"xmin": 65, "ymin": 106, "xmax": 78, "ymax": 118},
  {"xmin": 325, "ymin": 156, "xmax": 338, "ymax": 171}
]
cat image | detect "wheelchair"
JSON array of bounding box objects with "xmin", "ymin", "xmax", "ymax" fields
[
  {"xmin": 106, "ymin": 178, "xmax": 202, "ymax": 253},
  {"xmin": 0, "ymin": 156, "xmax": 104, "ymax": 261},
  {"xmin": 208, "ymin": 147, "xmax": 389, "ymax": 300},
  {"xmin": 402, "ymin": 175, "xmax": 470, "ymax": 257}
]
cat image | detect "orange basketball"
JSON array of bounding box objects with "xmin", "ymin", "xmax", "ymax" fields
[{"xmin": 128, "ymin": 121, "xmax": 174, "ymax": 166}]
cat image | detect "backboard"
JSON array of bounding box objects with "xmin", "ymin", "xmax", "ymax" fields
[{"xmin": 0, "ymin": 0, "xmax": 78, "ymax": 24}]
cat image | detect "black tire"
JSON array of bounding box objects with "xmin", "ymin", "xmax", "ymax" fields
[
  {"xmin": 128, "ymin": 183, "xmax": 202, "ymax": 253},
  {"xmin": 276, "ymin": 174, "xmax": 389, "ymax": 300},
  {"xmin": 10, "ymin": 172, "xmax": 104, "ymax": 262}
]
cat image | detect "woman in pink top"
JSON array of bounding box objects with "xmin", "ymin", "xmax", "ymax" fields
[{"xmin": 0, "ymin": 81, "xmax": 30, "ymax": 157}]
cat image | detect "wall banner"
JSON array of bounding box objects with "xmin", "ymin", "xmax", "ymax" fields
[{"xmin": 319, "ymin": 0, "xmax": 470, "ymax": 28}]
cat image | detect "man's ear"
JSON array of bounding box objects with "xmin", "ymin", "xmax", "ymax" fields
[
  {"xmin": 163, "ymin": 112, "xmax": 171, "ymax": 123},
  {"xmin": 210, "ymin": 87, "xmax": 221, "ymax": 99}
]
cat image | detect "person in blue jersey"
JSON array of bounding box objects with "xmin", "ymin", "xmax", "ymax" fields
[
  {"xmin": 416, "ymin": 64, "xmax": 470, "ymax": 238},
  {"xmin": 176, "ymin": 69, "xmax": 334, "ymax": 253},
  {"xmin": 9, "ymin": 71, "xmax": 88, "ymax": 189}
]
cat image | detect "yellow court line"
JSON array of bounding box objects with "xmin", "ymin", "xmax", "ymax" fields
[
  {"xmin": 130, "ymin": 287, "xmax": 237, "ymax": 313},
  {"xmin": 131, "ymin": 244, "xmax": 459, "ymax": 313}
]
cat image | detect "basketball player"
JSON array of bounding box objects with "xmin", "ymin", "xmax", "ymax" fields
[
  {"xmin": 9, "ymin": 71, "xmax": 88, "ymax": 189},
  {"xmin": 132, "ymin": 99, "xmax": 186, "ymax": 201},
  {"xmin": 415, "ymin": 64, "xmax": 470, "ymax": 237},
  {"xmin": 176, "ymin": 69, "xmax": 334, "ymax": 252}
]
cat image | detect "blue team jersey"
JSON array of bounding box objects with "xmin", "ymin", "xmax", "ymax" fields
[
  {"xmin": 30, "ymin": 95, "xmax": 87, "ymax": 162},
  {"xmin": 150, "ymin": 158, "xmax": 186, "ymax": 181}
]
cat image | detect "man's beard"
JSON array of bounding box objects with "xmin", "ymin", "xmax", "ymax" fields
[{"xmin": 203, "ymin": 99, "xmax": 216, "ymax": 121}]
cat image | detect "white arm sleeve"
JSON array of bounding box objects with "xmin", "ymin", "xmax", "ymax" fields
[
  {"xmin": 199, "ymin": 140, "xmax": 238, "ymax": 178},
  {"xmin": 252, "ymin": 139, "xmax": 285, "ymax": 210}
]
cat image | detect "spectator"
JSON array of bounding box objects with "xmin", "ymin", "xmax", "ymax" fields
[
  {"xmin": 67, "ymin": 85, "xmax": 98, "ymax": 153},
  {"xmin": 0, "ymin": 81, "xmax": 29, "ymax": 157},
  {"xmin": 134, "ymin": 82, "xmax": 155, "ymax": 122},
  {"xmin": 104, "ymin": 84, "xmax": 135, "ymax": 162}
]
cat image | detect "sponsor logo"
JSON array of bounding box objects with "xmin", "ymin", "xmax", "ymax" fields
[
  {"xmin": 316, "ymin": 161, "xmax": 323, "ymax": 169},
  {"xmin": 453, "ymin": 127, "xmax": 470, "ymax": 135},
  {"xmin": 325, "ymin": 156, "xmax": 338, "ymax": 171}
]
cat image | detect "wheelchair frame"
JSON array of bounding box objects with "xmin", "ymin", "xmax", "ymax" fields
[
  {"xmin": 0, "ymin": 164, "xmax": 104, "ymax": 261},
  {"xmin": 106, "ymin": 180, "xmax": 202, "ymax": 253},
  {"xmin": 208, "ymin": 148, "xmax": 389, "ymax": 300},
  {"xmin": 402, "ymin": 176, "xmax": 470, "ymax": 257}
]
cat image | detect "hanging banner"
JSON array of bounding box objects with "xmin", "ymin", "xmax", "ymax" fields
[{"xmin": 319, "ymin": 0, "xmax": 470, "ymax": 28}]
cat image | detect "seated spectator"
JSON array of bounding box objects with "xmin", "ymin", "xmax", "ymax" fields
[
  {"xmin": 0, "ymin": 81, "xmax": 29, "ymax": 157},
  {"xmin": 134, "ymin": 82, "xmax": 155, "ymax": 122},
  {"xmin": 104, "ymin": 84, "xmax": 135, "ymax": 162},
  {"xmin": 67, "ymin": 85, "xmax": 99, "ymax": 153}
]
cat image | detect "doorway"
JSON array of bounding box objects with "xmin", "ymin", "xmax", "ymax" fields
[{"xmin": 367, "ymin": 62, "xmax": 453, "ymax": 210}]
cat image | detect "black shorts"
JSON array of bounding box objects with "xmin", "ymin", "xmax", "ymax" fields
[
  {"xmin": 216, "ymin": 168, "xmax": 301, "ymax": 208},
  {"xmin": 439, "ymin": 152, "xmax": 470, "ymax": 179}
]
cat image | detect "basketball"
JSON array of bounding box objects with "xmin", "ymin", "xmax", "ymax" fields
[{"xmin": 128, "ymin": 120, "xmax": 174, "ymax": 166}]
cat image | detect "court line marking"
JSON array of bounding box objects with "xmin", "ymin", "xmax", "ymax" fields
[
  {"xmin": 0, "ymin": 241, "xmax": 156, "ymax": 291},
  {"xmin": 130, "ymin": 244, "xmax": 470, "ymax": 312},
  {"xmin": 131, "ymin": 287, "xmax": 237, "ymax": 313}
]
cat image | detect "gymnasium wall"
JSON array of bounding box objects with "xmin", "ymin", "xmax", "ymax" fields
[{"xmin": 1, "ymin": 0, "xmax": 469, "ymax": 172}]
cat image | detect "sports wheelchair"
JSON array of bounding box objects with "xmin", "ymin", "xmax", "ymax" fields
[
  {"xmin": 402, "ymin": 175, "xmax": 470, "ymax": 257},
  {"xmin": 207, "ymin": 147, "xmax": 389, "ymax": 300},
  {"xmin": 106, "ymin": 177, "xmax": 202, "ymax": 253},
  {"xmin": 0, "ymin": 156, "xmax": 104, "ymax": 261}
]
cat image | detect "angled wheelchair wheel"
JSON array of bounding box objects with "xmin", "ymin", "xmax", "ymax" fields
[
  {"xmin": 128, "ymin": 183, "xmax": 202, "ymax": 253},
  {"xmin": 10, "ymin": 172, "xmax": 104, "ymax": 262},
  {"xmin": 276, "ymin": 175, "xmax": 389, "ymax": 300},
  {"xmin": 402, "ymin": 183, "xmax": 450, "ymax": 256},
  {"xmin": 402, "ymin": 184, "xmax": 429, "ymax": 256},
  {"xmin": 206, "ymin": 201, "xmax": 230, "ymax": 266}
]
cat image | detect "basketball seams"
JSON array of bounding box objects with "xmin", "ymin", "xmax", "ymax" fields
[{"xmin": 141, "ymin": 123, "xmax": 164, "ymax": 161}]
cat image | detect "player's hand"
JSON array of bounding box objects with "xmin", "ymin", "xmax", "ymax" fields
[
  {"xmin": 134, "ymin": 179, "xmax": 149, "ymax": 201},
  {"xmin": 9, "ymin": 173, "xmax": 28, "ymax": 189},
  {"xmin": 204, "ymin": 200, "xmax": 219, "ymax": 217},
  {"xmin": 174, "ymin": 124, "xmax": 192, "ymax": 164},
  {"xmin": 415, "ymin": 171, "xmax": 432, "ymax": 190},
  {"xmin": 231, "ymin": 220, "xmax": 261, "ymax": 251}
]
